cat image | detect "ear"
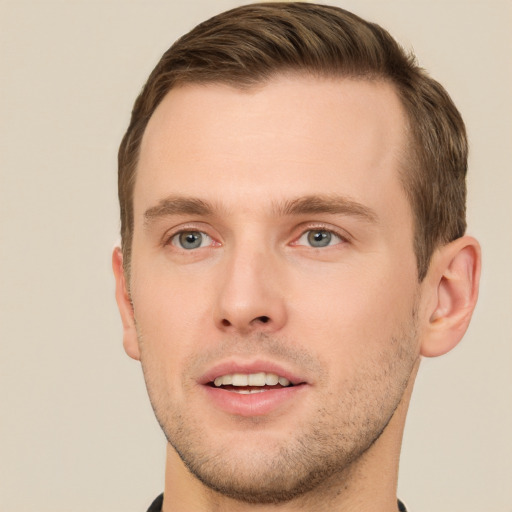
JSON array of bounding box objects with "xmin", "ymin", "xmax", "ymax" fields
[
  {"xmin": 112, "ymin": 247, "xmax": 141, "ymax": 361},
  {"xmin": 420, "ymin": 236, "xmax": 481, "ymax": 357}
]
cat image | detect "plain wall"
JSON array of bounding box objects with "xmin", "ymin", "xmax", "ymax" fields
[{"xmin": 1, "ymin": 1, "xmax": 511, "ymax": 511}]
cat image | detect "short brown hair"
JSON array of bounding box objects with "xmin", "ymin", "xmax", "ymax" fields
[{"xmin": 118, "ymin": 2, "xmax": 467, "ymax": 281}]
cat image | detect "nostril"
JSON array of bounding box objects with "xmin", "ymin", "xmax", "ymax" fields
[{"xmin": 219, "ymin": 316, "xmax": 270, "ymax": 328}]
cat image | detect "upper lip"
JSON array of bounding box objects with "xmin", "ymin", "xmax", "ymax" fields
[{"xmin": 198, "ymin": 359, "xmax": 307, "ymax": 386}]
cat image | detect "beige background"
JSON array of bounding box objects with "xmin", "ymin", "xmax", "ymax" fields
[{"xmin": 1, "ymin": 1, "xmax": 511, "ymax": 511}]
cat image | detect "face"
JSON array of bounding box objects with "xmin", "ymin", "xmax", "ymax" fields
[{"xmin": 121, "ymin": 76, "xmax": 423, "ymax": 503}]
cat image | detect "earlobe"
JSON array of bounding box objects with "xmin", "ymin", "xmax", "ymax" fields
[
  {"xmin": 112, "ymin": 247, "xmax": 141, "ymax": 361},
  {"xmin": 420, "ymin": 236, "xmax": 481, "ymax": 357}
]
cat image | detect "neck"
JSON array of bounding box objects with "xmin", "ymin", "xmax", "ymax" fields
[{"xmin": 162, "ymin": 361, "xmax": 419, "ymax": 512}]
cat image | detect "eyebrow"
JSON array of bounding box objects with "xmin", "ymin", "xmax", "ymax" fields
[
  {"xmin": 144, "ymin": 196, "xmax": 214, "ymax": 226},
  {"xmin": 275, "ymin": 195, "xmax": 378, "ymax": 223},
  {"xmin": 143, "ymin": 194, "xmax": 378, "ymax": 226}
]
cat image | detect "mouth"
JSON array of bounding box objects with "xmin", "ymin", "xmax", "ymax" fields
[
  {"xmin": 200, "ymin": 364, "xmax": 308, "ymax": 416},
  {"xmin": 208, "ymin": 371, "xmax": 296, "ymax": 394}
]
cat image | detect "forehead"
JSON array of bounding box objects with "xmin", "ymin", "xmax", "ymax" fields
[{"xmin": 135, "ymin": 75, "xmax": 410, "ymax": 223}]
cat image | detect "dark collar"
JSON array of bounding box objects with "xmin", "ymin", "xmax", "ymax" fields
[
  {"xmin": 147, "ymin": 494, "xmax": 408, "ymax": 511},
  {"xmin": 146, "ymin": 493, "xmax": 163, "ymax": 512}
]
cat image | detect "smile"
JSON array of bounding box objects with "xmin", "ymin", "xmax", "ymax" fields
[
  {"xmin": 212, "ymin": 372, "xmax": 292, "ymax": 393},
  {"xmin": 202, "ymin": 365, "xmax": 307, "ymax": 416}
]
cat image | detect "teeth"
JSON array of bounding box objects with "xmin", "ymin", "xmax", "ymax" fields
[
  {"xmin": 213, "ymin": 372, "xmax": 292, "ymax": 387},
  {"xmin": 248, "ymin": 372, "xmax": 266, "ymax": 386},
  {"xmin": 232, "ymin": 373, "xmax": 248, "ymax": 386},
  {"xmin": 265, "ymin": 373, "xmax": 279, "ymax": 386}
]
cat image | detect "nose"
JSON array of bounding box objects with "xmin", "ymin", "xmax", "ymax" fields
[{"xmin": 214, "ymin": 245, "xmax": 287, "ymax": 335}]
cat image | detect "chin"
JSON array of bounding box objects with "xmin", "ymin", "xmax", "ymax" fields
[
  {"xmin": 173, "ymin": 439, "xmax": 348, "ymax": 505},
  {"xmin": 161, "ymin": 406, "xmax": 389, "ymax": 505}
]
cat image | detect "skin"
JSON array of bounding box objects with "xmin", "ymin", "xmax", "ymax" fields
[{"xmin": 113, "ymin": 75, "xmax": 481, "ymax": 511}]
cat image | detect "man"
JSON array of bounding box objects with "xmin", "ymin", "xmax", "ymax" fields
[{"xmin": 112, "ymin": 3, "xmax": 481, "ymax": 511}]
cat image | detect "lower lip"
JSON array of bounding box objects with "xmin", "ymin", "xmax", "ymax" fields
[{"xmin": 202, "ymin": 385, "xmax": 307, "ymax": 417}]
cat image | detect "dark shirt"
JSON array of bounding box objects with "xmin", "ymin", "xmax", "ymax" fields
[
  {"xmin": 146, "ymin": 493, "xmax": 408, "ymax": 511},
  {"xmin": 146, "ymin": 494, "xmax": 163, "ymax": 512}
]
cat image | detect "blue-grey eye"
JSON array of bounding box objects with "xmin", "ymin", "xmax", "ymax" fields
[
  {"xmin": 307, "ymin": 230, "xmax": 332, "ymax": 247},
  {"xmin": 172, "ymin": 231, "xmax": 210, "ymax": 250},
  {"xmin": 295, "ymin": 229, "xmax": 342, "ymax": 248}
]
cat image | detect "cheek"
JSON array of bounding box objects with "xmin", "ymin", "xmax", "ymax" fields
[
  {"xmin": 289, "ymin": 259, "xmax": 418, "ymax": 359},
  {"xmin": 130, "ymin": 267, "xmax": 215, "ymax": 371}
]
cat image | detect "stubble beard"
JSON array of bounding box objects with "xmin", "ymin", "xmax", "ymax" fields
[{"xmin": 138, "ymin": 315, "xmax": 419, "ymax": 506}]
